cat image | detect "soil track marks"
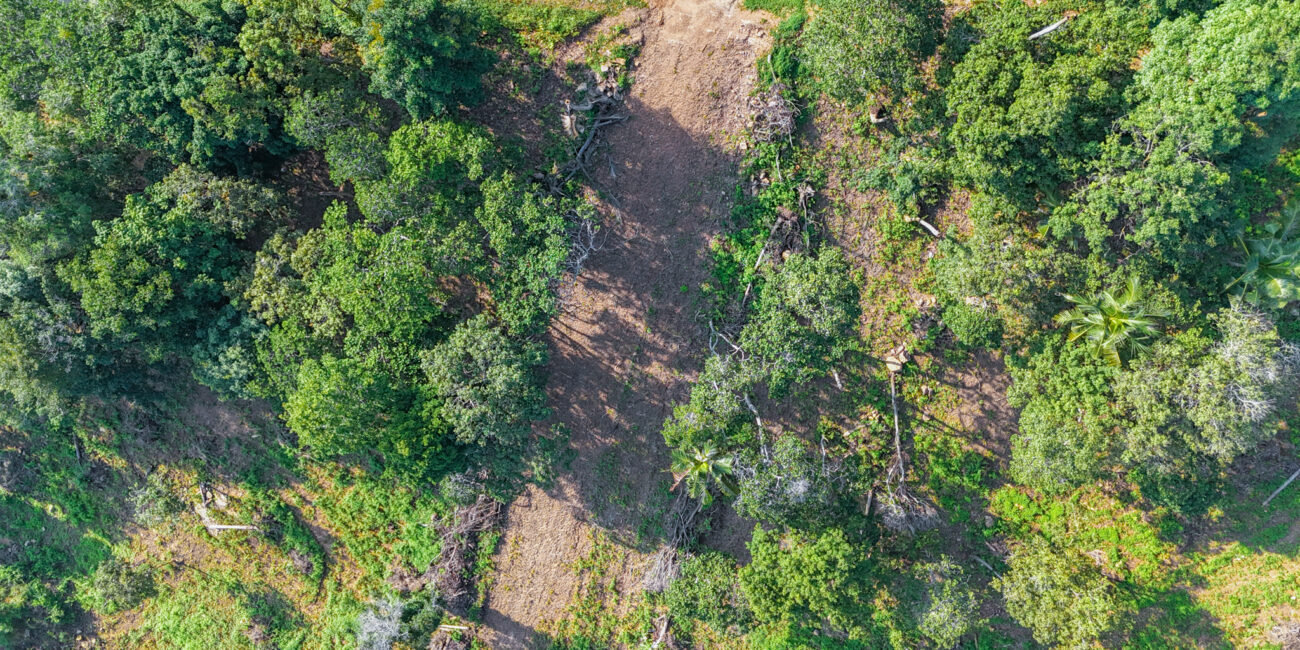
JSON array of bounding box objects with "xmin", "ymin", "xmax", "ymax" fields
[{"xmin": 482, "ymin": 1, "xmax": 770, "ymax": 646}]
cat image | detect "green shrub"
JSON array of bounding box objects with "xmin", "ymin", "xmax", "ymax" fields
[
  {"xmin": 664, "ymin": 552, "xmax": 751, "ymax": 632},
  {"xmin": 996, "ymin": 538, "xmax": 1127, "ymax": 648},
  {"xmin": 129, "ymin": 473, "xmax": 185, "ymax": 527},
  {"xmin": 910, "ymin": 558, "xmax": 982, "ymax": 649},
  {"xmin": 88, "ymin": 557, "xmax": 156, "ymax": 614},
  {"xmin": 941, "ymin": 302, "xmax": 1003, "ymax": 349}
]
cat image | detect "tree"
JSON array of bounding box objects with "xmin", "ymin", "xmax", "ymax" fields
[
  {"xmin": 1007, "ymin": 341, "xmax": 1119, "ymax": 493},
  {"xmin": 1125, "ymin": 0, "xmax": 1300, "ymax": 165},
  {"xmin": 735, "ymin": 435, "xmax": 837, "ymax": 529},
  {"xmin": 911, "ymin": 558, "xmax": 982, "ymax": 650},
  {"xmin": 661, "ymin": 354, "xmax": 763, "ymax": 450},
  {"xmin": 101, "ymin": 0, "xmax": 292, "ymax": 168},
  {"xmin": 670, "ymin": 442, "xmax": 739, "ymax": 505},
  {"xmin": 945, "ymin": 0, "xmax": 1154, "ymax": 206},
  {"xmin": 61, "ymin": 166, "xmax": 284, "ymax": 355},
  {"xmin": 476, "ymin": 173, "xmax": 568, "ymax": 335},
  {"xmin": 996, "ymin": 538, "xmax": 1126, "ymax": 649},
  {"xmin": 244, "ymin": 203, "xmax": 451, "ymax": 379},
  {"xmin": 1119, "ymin": 306, "xmax": 1300, "ymax": 474},
  {"xmin": 422, "ymin": 315, "xmax": 548, "ymax": 449},
  {"xmin": 284, "ymin": 354, "xmax": 442, "ymax": 465},
  {"xmin": 284, "ymin": 86, "xmax": 390, "ymax": 184},
  {"xmin": 1054, "ymin": 0, "xmax": 1300, "ymax": 283},
  {"xmin": 800, "ymin": 0, "xmax": 942, "ymax": 105},
  {"xmin": 740, "ymin": 526, "xmax": 868, "ymax": 637},
  {"xmin": 348, "ymin": 0, "xmax": 494, "ymax": 120},
  {"xmin": 742, "ymin": 249, "xmax": 860, "ymax": 395},
  {"xmin": 1055, "ymin": 277, "xmax": 1167, "ymax": 367},
  {"xmin": 190, "ymin": 305, "xmax": 268, "ymax": 400}
]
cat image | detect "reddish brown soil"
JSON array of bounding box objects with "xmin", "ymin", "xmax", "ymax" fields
[{"xmin": 481, "ymin": 1, "xmax": 770, "ymax": 646}]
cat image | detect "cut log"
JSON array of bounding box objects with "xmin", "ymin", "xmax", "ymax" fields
[
  {"xmin": 1028, "ymin": 17, "xmax": 1069, "ymax": 40},
  {"xmin": 1263, "ymin": 466, "xmax": 1300, "ymax": 506}
]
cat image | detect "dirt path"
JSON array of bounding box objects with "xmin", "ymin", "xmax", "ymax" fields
[{"xmin": 482, "ymin": 1, "xmax": 769, "ymax": 646}]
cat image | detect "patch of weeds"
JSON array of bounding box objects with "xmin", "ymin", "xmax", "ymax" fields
[
  {"xmin": 470, "ymin": 529, "xmax": 502, "ymax": 620},
  {"xmin": 743, "ymin": 0, "xmax": 805, "ymax": 14},
  {"xmin": 247, "ymin": 490, "xmax": 328, "ymax": 588},
  {"xmin": 913, "ymin": 430, "xmax": 985, "ymax": 523},
  {"xmin": 544, "ymin": 531, "xmax": 658, "ymax": 648},
  {"xmin": 126, "ymin": 569, "xmax": 304, "ymax": 649},
  {"xmin": 310, "ymin": 467, "xmax": 449, "ymax": 589}
]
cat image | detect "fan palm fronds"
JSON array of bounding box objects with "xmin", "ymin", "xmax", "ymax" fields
[
  {"xmin": 1055, "ymin": 277, "xmax": 1167, "ymax": 366},
  {"xmin": 670, "ymin": 442, "xmax": 739, "ymax": 506}
]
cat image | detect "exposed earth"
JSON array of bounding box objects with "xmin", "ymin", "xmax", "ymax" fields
[{"xmin": 482, "ymin": 0, "xmax": 771, "ymax": 645}]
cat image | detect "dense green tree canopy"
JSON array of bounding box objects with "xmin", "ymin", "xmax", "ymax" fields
[
  {"xmin": 61, "ymin": 166, "xmax": 283, "ymax": 355},
  {"xmin": 997, "ymin": 538, "xmax": 1127, "ymax": 648}
]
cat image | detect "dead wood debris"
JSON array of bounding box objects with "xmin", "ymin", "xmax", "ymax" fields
[
  {"xmin": 428, "ymin": 629, "xmax": 470, "ymax": 650},
  {"xmin": 749, "ymin": 82, "xmax": 798, "ymax": 144},
  {"xmin": 561, "ymin": 62, "xmax": 631, "ymax": 181},
  {"xmin": 388, "ymin": 494, "xmax": 502, "ymax": 617},
  {"xmin": 642, "ymin": 491, "xmax": 706, "ymax": 594},
  {"xmin": 879, "ymin": 350, "xmax": 940, "ymax": 534}
]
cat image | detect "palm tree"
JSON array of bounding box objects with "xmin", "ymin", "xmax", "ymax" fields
[
  {"xmin": 1227, "ymin": 202, "xmax": 1300, "ymax": 309},
  {"xmin": 1055, "ymin": 277, "xmax": 1167, "ymax": 366},
  {"xmin": 670, "ymin": 442, "xmax": 739, "ymax": 505}
]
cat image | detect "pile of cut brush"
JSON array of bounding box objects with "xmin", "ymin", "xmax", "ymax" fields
[{"xmin": 387, "ymin": 494, "xmax": 502, "ymax": 616}]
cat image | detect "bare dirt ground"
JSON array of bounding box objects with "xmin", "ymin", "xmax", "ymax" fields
[{"xmin": 481, "ymin": 1, "xmax": 771, "ymax": 646}]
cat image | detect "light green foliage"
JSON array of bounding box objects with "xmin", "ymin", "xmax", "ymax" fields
[
  {"xmin": 910, "ymin": 558, "xmax": 981, "ymax": 650},
  {"xmin": 800, "ymin": 0, "xmax": 941, "ymax": 104},
  {"xmin": 62, "ymin": 166, "xmax": 283, "ymax": 353},
  {"xmin": 1119, "ymin": 306, "xmax": 1299, "ymax": 474},
  {"xmin": 946, "ymin": 0, "xmax": 1153, "ymax": 205},
  {"xmin": 422, "ymin": 315, "xmax": 549, "ymax": 449},
  {"xmin": 1127, "ymin": 0, "xmax": 1300, "ymax": 162},
  {"xmin": 356, "ymin": 119, "xmax": 493, "ymax": 230},
  {"xmin": 1007, "ymin": 341, "xmax": 1119, "ymax": 493},
  {"xmin": 996, "ymin": 537, "xmax": 1126, "ymax": 649},
  {"xmin": 740, "ymin": 526, "xmax": 868, "ymax": 636},
  {"xmin": 735, "ymin": 435, "xmax": 837, "ymax": 529},
  {"xmin": 350, "ymin": 0, "xmax": 495, "ymax": 120},
  {"xmin": 663, "ymin": 551, "xmax": 751, "ymax": 632},
  {"xmin": 743, "ymin": 249, "xmax": 860, "ymax": 394},
  {"xmin": 940, "ymin": 302, "xmax": 1002, "ymax": 349},
  {"xmin": 284, "ymin": 354, "xmax": 442, "ymax": 465},
  {"xmin": 670, "ymin": 442, "xmax": 739, "ymax": 505},
  {"xmin": 1055, "ymin": 277, "xmax": 1167, "ymax": 367}
]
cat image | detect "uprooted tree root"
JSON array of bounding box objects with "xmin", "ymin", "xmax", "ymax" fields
[{"xmin": 561, "ymin": 65, "xmax": 630, "ymax": 181}]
